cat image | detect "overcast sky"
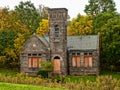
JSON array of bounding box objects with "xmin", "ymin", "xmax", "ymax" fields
[{"xmin": 0, "ymin": 0, "xmax": 120, "ymax": 19}]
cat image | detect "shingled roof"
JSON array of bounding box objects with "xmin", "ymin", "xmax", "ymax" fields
[
  {"xmin": 39, "ymin": 35, "xmax": 99, "ymax": 51},
  {"xmin": 67, "ymin": 35, "xmax": 99, "ymax": 51}
]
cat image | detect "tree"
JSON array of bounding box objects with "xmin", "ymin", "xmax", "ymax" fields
[
  {"xmin": 93, "ymin": 12, "xmax": 120, "ymax": 71},
  {"xmin": 4, "ymin": 33, "xmax": 25, "ymax": 69},
  {"xmin": 0, "ymin": 8, "xmax": 29, "ymax": 34},
  {"xmin": 84, "ymin": 0, "xmax": 116, "ymax": 16},
  {"xmin": 15, "ymin": 1, "xmax": 41, "ymax": 34},
  {"xmin": 67, "ymin": 14, "xmax": 93, "ymax": 35},
  {"xmin": 36, "ymin": 19, "xmax": 49, "ymax": 36},
  {"xmin": 38, "ymin": 4, "xmax": 48, "ymax": 19},
  {"xmin": 0, "ymin": 30, "xmax": 17, "ymax": 56}
]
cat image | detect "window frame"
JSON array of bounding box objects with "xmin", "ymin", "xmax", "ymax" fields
[
  {"xmin": 28, "ymin": 54, "xmax": 41, "ymax": 68},
  {"xmin": 71, "ymin": 52, "xmax": 81, "ymax": 68},
  {"xmin": 84, "ymin": 52, "xmax": 93, "ymax": 67},
  {"xmin": 54, "ymin": 25, "xmax": 59, "ymax": 37}
]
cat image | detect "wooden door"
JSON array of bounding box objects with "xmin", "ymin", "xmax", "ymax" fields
[{"xmin": 54, "ymin": 59, "xmax": 60, "ymax": 73}]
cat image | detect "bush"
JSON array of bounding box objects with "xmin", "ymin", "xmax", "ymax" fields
[
  {"xmin": 38, "ymin": 61, "xmax": 53, "ymax": 78},
  {"xmin": 37, "ymin": 70, "xmax": 51, "ymax": 78},
  {"xmin": 0, "ymin": 56, "xmax": 6, "ymax": 68}
]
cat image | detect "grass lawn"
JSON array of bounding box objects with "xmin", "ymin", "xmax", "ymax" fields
[{"xmin": 0, "ymin": 82, "xmax": 67, "ymax": 90}]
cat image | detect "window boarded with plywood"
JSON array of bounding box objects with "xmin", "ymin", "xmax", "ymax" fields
[
  {"xmin": 84, "ymin": 56, "xmax": 93, "ymax": 67},
  {"xmin": 72, "ymin": 56, "xmax": 80, "ymax": 67},
  {"xmin": 77, "ymin": 56, "xmax": 80, "ymax": 67},
  {"xmin": 28, "ymin": 57, "xmax": 41, "ymax": 68},
  {"xmin": 84, "ymin": 56, "xmax": 89, "ymax": 67},
  {"xmin": 89, "ymin": 56, "xmax": 93, "ymax": 67},
  {"xmin": 72, "ymin": 56, "xmax": 76, "ymax": 67}
]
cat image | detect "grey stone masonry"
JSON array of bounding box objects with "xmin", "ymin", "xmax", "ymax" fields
[{"xmin": 48, "ymin": 8, "xmax": 68, "ymax": 76}]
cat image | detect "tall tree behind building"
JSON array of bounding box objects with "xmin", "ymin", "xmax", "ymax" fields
[
  {"xmin": 84, "ymin": 0, "xmax": 116, "ymax": 16},
  {"xmin": 15, "ymin": 1, "xmax": 41, "ymax": 34}
]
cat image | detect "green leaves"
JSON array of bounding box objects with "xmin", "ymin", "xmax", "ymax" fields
[
  {"xmin": 84, "ymin": 0, "xmax": 116, "ymax": 16},
  {"xmin": 93, "ymin": 12, "xmax": 120, "ymax": 71},
  {"xmin": 15, "ymin": 1, "xmax": 41, "ymax": 34}
]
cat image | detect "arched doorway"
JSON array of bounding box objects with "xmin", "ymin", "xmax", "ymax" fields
[{"xmin": 53, "ymin": 56, "xmax": 60, "ymax": 73}]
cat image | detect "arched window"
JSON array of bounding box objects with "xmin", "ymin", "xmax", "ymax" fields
[
  {"xmin": 54, "ymin": 25, "xmax": 59, "ymax": 37},
  {"xmin": 54, "ymin": 56, "xmax": 60, "ymax": 59}
]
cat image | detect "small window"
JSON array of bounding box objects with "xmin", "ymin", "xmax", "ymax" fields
[
  {"xmin": 32, "ymin": 54, "xmax": 37, "ymax": 56},
  {"xmin": 28, "ymin": 54, "xmax": 31, "ymax": 56},
  {"xmin": 84, "ymin": 52, "xmax": 88, "ymax": 55},
  {"xmin": 89, "ymin": 52, "xmax": 92, "ymax": 56},
  {"xmin": 54, "ymin": 25, "xmax": 59, "ymax": 37},
  {"xmin": 38, "ymin": 54, "xmax": 41, "ymax": 56},
  {"xmin": 72, "ymin": 53, "xmax": 75, "ymax": 56},
  {"xmin": 77, "ymin": 53, "xmax": 80, "ymax": 56}
]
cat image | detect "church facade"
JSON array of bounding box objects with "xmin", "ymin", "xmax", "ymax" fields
[{"xmin": 20, "ymin": 8, "xmax": 100, "ymax": 76}]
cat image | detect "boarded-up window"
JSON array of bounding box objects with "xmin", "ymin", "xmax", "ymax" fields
[
  {"xmin": 84, "ymin": 56, "xmax": 89, "ymax": 67},
  {"xmin": 84, "ymin": 56, "xmax": 93, "ymax": 67},
  {"xmin": 28, "ymin": 57, "xmax": 41, "ymax": 68},
  {"xmin": 33, "ymin": 58, "xmax": 38, "ymax": 67},
  {"xmin": 89, "ymin": 56, "xmax": 93, "ymax": 67},
  {"xmin": 72, "ymin": 56, "xmax": 80, "ymax": 67},
  {"xmin": 28, "ymin": 58, "xmax": 32, "ymax": 67},
  {"xmin": 72, "ymin": 56, "xmax": 76, "ymax": 67},
  {"xmin": 77, "ymin": 56, "xmax": 80, "ymax": 67}
]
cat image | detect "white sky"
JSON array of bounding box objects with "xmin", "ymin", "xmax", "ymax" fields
[{"xmin": 0, "ymin": 0, "xmax": 120, "ymax": 19}]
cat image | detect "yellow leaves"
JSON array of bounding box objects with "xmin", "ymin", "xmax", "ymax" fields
[
  {"xmin": 4, "ymin": 33, "xmax": 25, "ymax": 61},
  {"xmin": 5, "ymin": 48, "xmax": 17, "ymax": 60},
  {"xmin": 36, "ymin": 19, "xmax": 49, "ymax": 36},
  {"xmin": 14, "ymin": 33, "xmax": 25, "ymax": 54},
  {"xmin": 67, "ymin": 14, "xmax": 93, "ymax": 35},
  {"xmin": 0, "ymin": 8, "xmax": 30, "ymax": 34}
]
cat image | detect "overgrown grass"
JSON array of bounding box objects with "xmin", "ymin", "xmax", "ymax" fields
[
  {"xmin": 0, "ymin": 82, "xmax": 66, "ymax": 90},
  {"xmin": 64, "ymin": 71, "xmax": 120, "ymax": 83},
  {"xmin": 101, "ymin": 71, "xmax": 120, "ymax": 79},
  {"xmin": 65, "ymin": 75, "xmax": 96, "ymax": 83},
  {"xmin": 0, "ymin": 69, "xmax": 17, "ymax": 76},
  {"xmin": 0, "ymin": 69, "xmax": 120, "ymax": 90},
  {"xmin": 0, "ymin": 69, "xmax": 120, "ymax": 83}
]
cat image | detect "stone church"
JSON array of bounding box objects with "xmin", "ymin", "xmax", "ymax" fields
[{"xmin": 20, "ymin": 8, "xmax": 100, "ymax": 76}]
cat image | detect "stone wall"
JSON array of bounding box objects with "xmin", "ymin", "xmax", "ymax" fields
[
  {"xmin": 68, "ymin": 50, "xmax": 100, "ymax": 75},
  {"xmin": 20, "ymin": 35, "xmax": 50, "ymax": 76}
]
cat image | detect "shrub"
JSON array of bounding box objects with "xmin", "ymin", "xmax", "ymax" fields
[{"xmin": 38, "ymin": 61, "xmax": 53, "ymax": 77}]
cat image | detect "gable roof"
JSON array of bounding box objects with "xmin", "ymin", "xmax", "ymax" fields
[
  {"xmin": 40, "ymin": 35, "xmax": 99, "ymax": 51},
  {"xmin": 39, "ymin": 36, "xmax": 49, "ymax": 47},
  {"xmin": 21, "ymin": 34, "xmax": 49, "ymax": 53}
]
